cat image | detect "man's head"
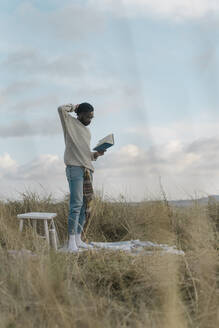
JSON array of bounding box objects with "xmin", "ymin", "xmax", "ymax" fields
[{"xmin": 75, "ymin": 102, "xmax": 94, "ymax": 126}]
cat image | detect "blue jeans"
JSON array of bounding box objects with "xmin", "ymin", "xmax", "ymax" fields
[{"xmin": 65, "ymin": 165, "xmax": 93, "ymax": 235}]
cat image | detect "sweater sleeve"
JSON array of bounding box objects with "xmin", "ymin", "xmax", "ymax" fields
[
  {"xmin": 57, "ymin": 104, "xmax": 74, "ymax": 134},
  {"xmin": 91, "ymin": 152, "xmax": 97, "ymax": 161}
]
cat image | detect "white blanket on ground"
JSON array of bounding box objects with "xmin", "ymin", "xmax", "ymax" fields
[
  {"xmin": 6, "ymin": 241, "xmax": 184, "ymax": 256},
  {"xmin": 59, "ymin": 240, "xmax": 185, "ymax": 255}
]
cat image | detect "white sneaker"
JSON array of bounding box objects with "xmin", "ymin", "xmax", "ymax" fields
[
  {"xmin": 68, "ymin": 234, "xmax": 79, "ymax": 252},
  {"xmin": 76, "ymin": 234, "xmax": 93, "ymax": 249}
]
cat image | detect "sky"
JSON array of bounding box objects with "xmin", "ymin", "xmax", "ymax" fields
[{"xmin": 1, "ymin": 0, "xmax": 219, "ymax": 201}]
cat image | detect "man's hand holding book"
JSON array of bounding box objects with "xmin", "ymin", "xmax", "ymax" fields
[{"xmin": 93, "ymin": 150, "xmax": 106, "ymax": 160}]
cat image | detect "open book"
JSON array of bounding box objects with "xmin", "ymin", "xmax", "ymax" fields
[{"xmin": 93, "ymin": 133, "xmax": 114, "ymax": 152}]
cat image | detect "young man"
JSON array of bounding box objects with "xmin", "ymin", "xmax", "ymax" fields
[{"xmin": 58, "ymin": 102, "xmax": 105, "ymax": 252}]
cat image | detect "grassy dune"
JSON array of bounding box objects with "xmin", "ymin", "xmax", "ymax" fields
[{"xmin": 0, "ymin": 191, "xmax": 218, "ymax": 327}]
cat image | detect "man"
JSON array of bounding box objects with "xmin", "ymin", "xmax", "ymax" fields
[{"xmin": 58, "ymin": 102, "xmax": 105, "ymax": 252}]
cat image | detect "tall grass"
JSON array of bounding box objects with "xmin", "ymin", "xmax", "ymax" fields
[{"xmin": 0, "ymin": 190, "xmax": 218, "ymax": 327}]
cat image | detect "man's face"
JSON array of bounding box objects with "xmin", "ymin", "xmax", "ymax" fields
[{"xmin": 78, "ymin": 111, "xmax": 94, "ymax": 126}]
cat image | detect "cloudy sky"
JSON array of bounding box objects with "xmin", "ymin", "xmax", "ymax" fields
[{"xmin": 1, "ymin": 0, "xmax": 219, "ymax": 201}]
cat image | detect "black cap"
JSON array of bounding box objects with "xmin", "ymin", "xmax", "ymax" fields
[{"xmin": 76, "ymin": 102, "xmax": 94, "ymax": 114}]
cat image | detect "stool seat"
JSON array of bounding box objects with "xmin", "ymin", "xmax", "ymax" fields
[
  {"xmin": 17, "ymin": 212, "xmax": 59, "ymax": 250},
  {"xmin": 17, "ymin": 212, "xmax": 57, "ymax": 220}
]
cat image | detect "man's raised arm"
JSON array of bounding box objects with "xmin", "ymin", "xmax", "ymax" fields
[{"xmin": 57, "ymin": 104, "xmax": 75, "ymax": 132}]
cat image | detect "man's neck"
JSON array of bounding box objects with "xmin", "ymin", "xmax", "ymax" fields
[{"xmin": 77, "ymin": 117, "xmax": 88, "ymax": 126}]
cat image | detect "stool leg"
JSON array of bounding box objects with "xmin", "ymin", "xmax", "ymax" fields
[
  {"xmin": 33, "ymin": 219, "xmax": 37, "ymax": 232},
  {"xmin": 49, "ymin": 229, "xmax": 58, "ymax": 250},
  {"xmin": 19, "ymin": 219, "xmax": 24, "ymax": 232},
  {"xmin": 51, "ymin": 219, "xmax": 59, "ymax": 246},
  {"xmin": 44, "ymin": 220, "xmax": 50, "ymax": 247}
]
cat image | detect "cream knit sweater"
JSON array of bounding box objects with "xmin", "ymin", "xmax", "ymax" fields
[{"xmin": 58, "ymin": 104, "xmax": 95, "ymax": 171}]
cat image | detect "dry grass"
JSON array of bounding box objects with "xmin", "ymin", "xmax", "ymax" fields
[{"xmin": 0, "ymin": 190, "xmax": 218, "ymax": 328}]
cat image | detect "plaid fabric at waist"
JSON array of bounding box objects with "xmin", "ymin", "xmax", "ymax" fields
[
  {"xmin": 83, "ymin": 168, "xmax": 94, "ymax": 200},
  {"xmin": 82, "ymin": 168, "xmax": 94, "ymax": 236}
]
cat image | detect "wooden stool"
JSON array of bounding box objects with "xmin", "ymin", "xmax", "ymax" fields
[{"xmin": 17, "ymin": 212, "xmax": 59, "ymax": 250}]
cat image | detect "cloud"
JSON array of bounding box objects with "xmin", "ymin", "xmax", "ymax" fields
[
  {"xmin": 1, "ymin": 154, "xmax": 63, "ymax": 187},
  {"xmin": 185, "ymin": 138, "xmax": 219, "ymax": 172},
  {"xmin": 0, "ymin": 116, "xmax": 61, "ymax": 138},
  {"xmin": 96, "ymin": 142, "xmax": 191, "ymax": 176},
  {"xmin": 90, "ymin": 0, "xmax": 219, "ymax": 20},
  {"xmin": 0, "ymin": 88, "xmax": 60, "ymax": 114},
  {"xmin": 6, "ymin": 154, "xmax": 63, "ymax": 181},
  {"xmin": 0, "ymin": 153, "xmax": 17, "ymax": 170},
  {"xmin": 94, "ymin": 136, "xmax": 219, "ymax": 199},
  {"xmin": 2, "ymin": 47, "xmax": 135, "ymax": 93},
  {"xmin": 1, "ymin": 135, "xmax": 219, "ymax": 202},
  {"xmin": 11, "ymin": 94, "xmax": 60, "ymax": 112},
  {"xmin": 0, "ymin": 153, "xmax": 17, "ymax": 180},
  {"xmin": 1, "ymin": 46, "xmax": 142, "ymax": 117},
  {"xmin": 1, "ymin": 50, "xmax": 92, "ymax": 112},
  {"xmin": 4, "ymin": 50, "xmax": 92, "ymax": 77},
  {"xmin": 0, "ymin": 153, "xmax": 67, "ymax": 201},
  {"xmin": 0, "ymin": 81, "xmax": 39, "ymax": 99},
  {"xmin": 14, "ymin": 1, "xmax": 105, "ymax": 41},
  {"xmin": 126, "ymin": 119, "xmax": 219, "ymax": 145},
  {"xmin": 48, "ymin": 3, "xmax": 105, "ymax": 40},
  {"xmin": 120, "ymin": 120, "xmax": 219, "ymax": 179}
]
